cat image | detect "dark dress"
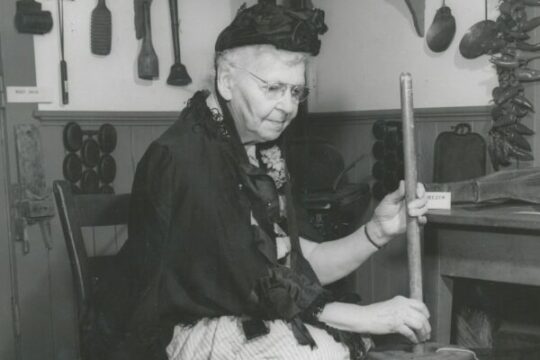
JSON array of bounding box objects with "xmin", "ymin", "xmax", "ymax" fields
[{"xmin": 88, "ymin": 91, "xmax": 346, "ymax": 360}]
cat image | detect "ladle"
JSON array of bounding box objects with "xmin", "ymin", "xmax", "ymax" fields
[
  {"xmin": 459, "ymin": 0, "xmax": 505, "ymax": 59},
  {"xmin": 426, "ymin": 0, "xmax": 456, "ymax": 53}
]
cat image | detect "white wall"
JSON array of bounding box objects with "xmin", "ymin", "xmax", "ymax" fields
[
  {"xmin": 34, "ymin": 0, "xmax": 499, "ymax": 112},
  {"xmin": 310, "ymin": 0, "xmax": 499, "ymax": 112},
  {"xmin": 35, "ymin": 0, "xmax": 234, "ymax": 111}
]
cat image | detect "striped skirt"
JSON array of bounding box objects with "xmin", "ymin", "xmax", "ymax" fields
[{"xmin": 166, "ymin": 316, "xmax": 350, "ymax": 360}]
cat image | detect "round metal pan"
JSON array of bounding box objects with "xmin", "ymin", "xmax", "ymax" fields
[
  {"xmin": 459, "ymin": 20, "xmax": 504, "ymax": 59},
  {"xmin": 62, "ymin": 153, "xmax": 83, "ymax": 183},
  {"xmin": 98, "ymin": 154, "xmax": 116, "ymax": 184},
  {"xmin": 427, "ymin": 4, "xmax": 456, "ymax": 53},
  {"xmin": 81, "ymin": 138, "xmax": 100, "ymax": 168},
  {"xmin": 98, "ymin": 123, "xmax": 117, "ymax": 153},
  {"xmin": 63, "ymin": 122, "xmax": 83, "ymax": 152},
  {"xmin": 81, "ymin": 169, "xmax": 100, "ymax": 193}
]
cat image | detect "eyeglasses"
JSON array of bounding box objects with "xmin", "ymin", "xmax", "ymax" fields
[{"xmin": 237, "ymin": 68, "xmax": 310, "ymax": 103}]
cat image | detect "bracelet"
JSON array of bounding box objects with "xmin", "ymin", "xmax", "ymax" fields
[{"xmin": 364, "ymin": 224, "xmax": 382, "ymax": 250}]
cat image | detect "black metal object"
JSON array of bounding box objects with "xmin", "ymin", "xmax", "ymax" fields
[
  {"xmin": 371, "ymin": 120, "xmax": 405, "ymax": 200},
  {"xmin": 62, "ymin": 122, "xmax": 118, "ymax": 194},
  {"xmin": 14, "ymin": 0, "xmax": 53, "ymax": 35},
  {"xmin": 287, "ymin": 137, "xmax": 371, "ymax": 240}
]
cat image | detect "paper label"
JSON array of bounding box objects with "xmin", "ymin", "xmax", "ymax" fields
[
  {"xmin": 7, "ymin": 87, "xmax": 52, "ymax": 103},
  {"xmin": 426, "ymin": 192, "xmax": 451, "ymax": 210}
]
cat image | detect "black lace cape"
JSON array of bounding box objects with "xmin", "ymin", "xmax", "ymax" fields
[{"xmin": 87, "ymin": 91, "xmax": 366, "ymax": 360}]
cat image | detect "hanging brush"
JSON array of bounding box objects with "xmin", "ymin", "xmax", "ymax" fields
[
  {"xmin": 57, "ymin": 0, "xmax": 68, "ymax": 104},
  {"xmin": 91, "ymin": 0, "xmax": 112, "ymax": 55}
]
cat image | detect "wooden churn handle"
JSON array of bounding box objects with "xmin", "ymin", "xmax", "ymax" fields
[{"xmin": 400, "ymin": 73, "xmax": 425, "ymax": 354}]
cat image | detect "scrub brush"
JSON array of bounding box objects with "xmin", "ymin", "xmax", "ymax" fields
[{"xmin": 91, "ymin": 0, "xmax": 111, "ymax": 55}]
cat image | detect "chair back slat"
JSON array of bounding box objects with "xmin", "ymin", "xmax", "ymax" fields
[
  {"xmin": 53, "ymin": 180, "xmax": 130, "ymax": 317},
  {"xmin": 77, "ymin": 194, "xmax": 130, "ymax": 227}
]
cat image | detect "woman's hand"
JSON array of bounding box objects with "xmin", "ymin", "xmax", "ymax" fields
[
  {"xmin": 360, "ymin": 296, "xmax": 431, "ymax": 343},
  {"xmin": 367, "ymin": 180, "xmax": 428, "ymax": 247},
  {"xmin": 318, "ymin": 297, "xmax": 431, "ymax": 343}
]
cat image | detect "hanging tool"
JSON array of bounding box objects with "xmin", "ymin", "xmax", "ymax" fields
[
  {"xmin": 459, "ymin": 0, "xmax": 505, "ymax": 59},
  {"xmin": 167, "ymin": 0, "xmax": 191, "ymax": 85},
  {"xmin": 404, "ymin": 0, "xmax": 425, "ymax": 37},
  {"xmin": 12, "ymin": 125, "xmax": 55, "ymax": 254},
  {"xmin": 91, "ymin": 0, "xmax": 112, "ymax": 55},
  {"xmin": 57, "ymin": 0, "xmax": 69, "ymax": 104},
  {"xmin": 14, "ymin": 0, "xmax": 53, "ymax": 35},
  {"xmin": 426, "ymin": 0, "xmax": 456, "ymax": 53},
  {"xmin": 137, "ymin": 1, "xmax": 159, "ymax": 80}
]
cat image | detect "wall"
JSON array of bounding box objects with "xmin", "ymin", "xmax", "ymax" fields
[
  {"xmin": 7, "ymin": 1, "xmax": 518, "ymax": 356},
  {"xmin": 1, "ymin": 2, "xmax": 238, "ymax": 359},
  {"xmin": 310, "ymin": 0, "xmax": 499, "ymax": 112},
  {"xmin": 35, "ymin": 0, "xmax": 233, "ymax": 111},
  {"xmin": 33, "ymin": 1, "xmax": 501, "ymax": 112}
]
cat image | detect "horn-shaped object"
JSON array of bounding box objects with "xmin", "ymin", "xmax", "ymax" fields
[
  {"xmin": 404, "ymin": 0, "xmax": 425, "ymax": 37},
  {"xmin": 426, "ymin": 167, "xmax": 540, "ymax": 204},
  {"xmin": 167, "ymin": 0, "xmax": 191, "ymax": 86}
]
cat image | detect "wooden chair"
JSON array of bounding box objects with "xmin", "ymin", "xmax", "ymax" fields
[{"xmin": 53, "ymin": 180, "xmax": 130, "ymax": 358}]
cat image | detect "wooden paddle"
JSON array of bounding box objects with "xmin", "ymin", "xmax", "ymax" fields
[
  {"xmin": 400, "ymin": 73, "xmax": 424, "ymax": 354},
  {"xmin": 426, "ymin": 167, "xmax": 540, "ymax": 204},
  {"xmin": 137, "ymin": 1, "xmax": 159, "ymax": 80}
]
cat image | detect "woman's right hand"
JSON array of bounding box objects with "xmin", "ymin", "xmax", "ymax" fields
[
  {"xmin": 318, "ymin": 296, "xmax": 431, "ymax": 344},
  {"xmin": 360, "ymin": 295, "xmax": 431, "ymax": 343}
]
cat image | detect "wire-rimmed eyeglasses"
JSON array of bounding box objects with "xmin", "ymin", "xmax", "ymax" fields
[{"xmin": 236, "ymin": 67, "xmax": 310, "ymax": 103}]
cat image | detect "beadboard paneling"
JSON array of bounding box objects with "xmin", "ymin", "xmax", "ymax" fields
[{"xmin": 35, "ymin": 106, "xmax": 492, "ymax": 309}]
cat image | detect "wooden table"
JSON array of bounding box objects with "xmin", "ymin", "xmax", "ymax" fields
[{"xmin": 424, "ymin": 203, "xmax": 540, "ymax": 343}]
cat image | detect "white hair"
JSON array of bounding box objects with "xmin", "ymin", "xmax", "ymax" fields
[{"xmin": 215, "ymin": 44, "xmax": 310, "ymax": 74}]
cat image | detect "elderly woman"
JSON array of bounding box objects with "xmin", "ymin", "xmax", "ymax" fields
[{"xmin": 91, "ymin": 2, "xmax": 430, "ymax": 360}]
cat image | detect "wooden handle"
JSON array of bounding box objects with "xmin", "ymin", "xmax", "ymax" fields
[
  {"xmin": 60, "ymin": 60, "xmax": 69, "ymax": 105},
  {"xmin": 400, "ymin": 73, "xmax": 424, "ymax": 354}
]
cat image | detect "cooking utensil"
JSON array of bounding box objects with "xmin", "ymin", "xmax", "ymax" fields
[
  {"xmin": 426, "ymin": 0, "xmax": 456, "ymax": 52},
  {"xmin": 15, "ymin": 0, "xmax": 53, "ymax": 34},
  {"xmin": 167, "ymin": 0, "xmax": 191, "ymax": 86},
  {"xmin": 404, "ymin": 0, "xmax": 425, "ymax": 37},
  {"xmin": 97, "ymin": 123, "xmax": 117, "ymax": 153},
  {"xmin": 81, "ymin": 138, "xmax": 100, "ymax": 168},
  {"xmin": 81, "ymin": 169, "xmax": 100, "ymax": 193},
  {"xmin": 459, "ymin": 0, "xmax": 505, "ymax": 59},
  {"xmin": 98, "ymin": 154, "xmax": 116, "ymax": 184},
  {"xmin": 57, "ymin": 0, "xmax": 69, "ymax": 104},
  {"xmin": 400, "ymin": 73, "xmax": 424, "ymax": 355},
  {"xmin": 426, "ymin": 167, "xmax": 540, "ymax": 204},
  {"xmin": 91, "ymin": 0, "xmax": 112, "ymax": 55},
  {"xmin": 134, "ymin": 0, "xmax": 149, "ymax": 40},
  {"xmin": 63, "ymin": 122, "xmax": 83, "ymax": 152},
  {"xmin": 137, "ymin": 1, "xmax": 159, "ymax": 80},
  {"xmin": 63, "ymin": 153, "xmax": 83, "ymax": 183}
]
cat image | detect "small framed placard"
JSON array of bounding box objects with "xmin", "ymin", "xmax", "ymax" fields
[{"xmin": 426, "ymin": 192, "xmax": 451, "ymax": 210}]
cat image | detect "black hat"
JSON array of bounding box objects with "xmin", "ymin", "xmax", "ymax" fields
[{"xmin": 215, "ymin": 1, "xmax": 328, "ymax": 56}]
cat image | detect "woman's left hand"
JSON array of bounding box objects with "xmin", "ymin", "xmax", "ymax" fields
[{"xmin": 367, "ymin": 180, "xmax": 428, "ymax": 247}]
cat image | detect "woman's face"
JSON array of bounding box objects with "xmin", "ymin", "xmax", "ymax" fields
[{"xmin": 227, "ymin": 50, "xmax": 306, "ymax": 144}]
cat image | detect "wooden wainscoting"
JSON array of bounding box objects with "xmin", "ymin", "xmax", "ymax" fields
[
  {"xmin": 33, "ymin": 106, "xmax": 492, "ymax": 357},
  {"xmin": 305, "ymin": 106, "xmax": 492, "ymax": 304},
  {"xmin": 35, "ymin": 111, "xmax": 180, "ymax": 258}
]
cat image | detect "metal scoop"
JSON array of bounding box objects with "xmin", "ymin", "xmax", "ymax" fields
[
  {"xmin": 459, "ymin": 0, "xmax": 504, "ymax": 59},
  {"xmin": 426, "ymin": 1, "xmax": 456, "ymax": 52}
]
